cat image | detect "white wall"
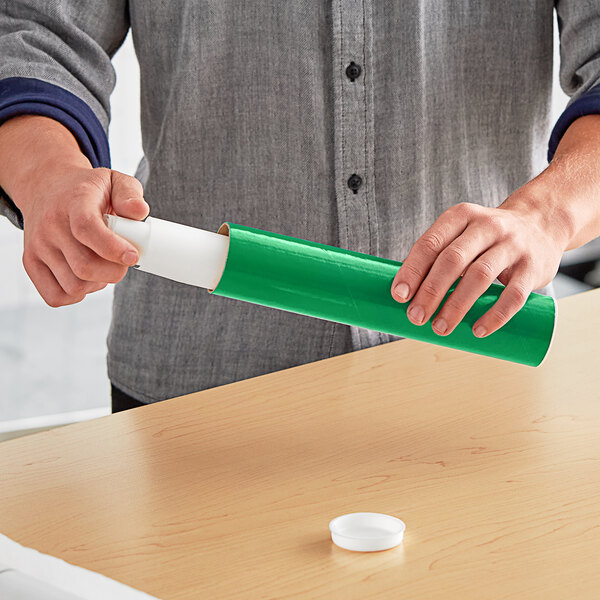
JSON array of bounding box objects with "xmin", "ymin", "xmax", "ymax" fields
[{"xmin": 109, "ymin": 35, "xmax": 144, "ymax": 175}]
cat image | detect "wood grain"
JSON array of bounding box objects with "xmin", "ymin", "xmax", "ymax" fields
[{"xmin": 1, "ymin": 290, "xmax": 599, "ymax": 599}]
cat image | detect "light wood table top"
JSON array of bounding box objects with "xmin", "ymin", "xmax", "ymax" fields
[{"xmin": 1, "ymin": 289, "xmax": 599, "ymax": 599}]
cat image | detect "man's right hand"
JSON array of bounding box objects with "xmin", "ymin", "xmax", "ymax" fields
[{"xmin": 0, "ymin": 115, "xmax": 149, "ymax": 307}]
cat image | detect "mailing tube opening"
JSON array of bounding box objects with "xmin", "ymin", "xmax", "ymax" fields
[{"xmin": 208, "ymin": 223, "xmax": 232, "ymax": 292}]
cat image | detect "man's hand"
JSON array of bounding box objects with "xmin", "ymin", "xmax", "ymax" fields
[
  {"xmin": 0, "ymin": 115, "xmax": 148, "ymax": 307},
  {"xmin": 391, "ymin": 115, "xmax": 600, "ymax": 338},
  {"xmin": 19, "ymin": 166, "xmax": 148, "ymax": 308},
  {"xmin": 391, "ymin": 200, "xmax": 566, "ymax": 338}
]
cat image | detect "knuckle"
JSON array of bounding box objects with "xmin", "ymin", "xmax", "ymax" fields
[
  {"xmin": 74, "ymin": 169, "xmax": 110, "ymax": 197},
  {"xmin": 442, "ymin": 297, "xmax": 464, "ymax": 315},
  {"xmin": 22, "ymin": 249, "xmax": 35, "ymax": 271},
  {"xmin": 91, "ymin": 167, "xmax": 111, "ymax": 183},
  {"xmin": 73, "ymin": 180, "xmax": 99, "ymax": 198},
  {"xmin": 490, "ymin": 308, "xmax": 509, "ymax": 324},
  {"xmin": 26, "ymin": 230, "xmax": 45, "ymax": 250},
  {"xmin": 419, "ymin": 279, "xmax": 440, "ymax": 299},
  {"xmin": 71, "ymin": 257, "xmax": 94, "ymax": 281},
  {"xmin": 452, "ymin": 202, "xmax": 473, "ymax": 216},
  {"xmin": 470, "ymin": 260, "xmax": 495, "ymax": 281},
  {"xmin": 44, "ymin": 292, "xmax": 65, "ymax": 308},
  {"xmin": 90, "ymin": 166, "xmax": 110, "ymax": 177},
  {"xmin": 133, "ymin": 179, "xmax": 144, "ymax": 195},
  {"xmin": 518, "ymin": 254, "xmax": 534, "ymax": 270},
  {"xmin": 117, "ymin": 170, "xmax": 143, "ymax": 191},
  {"xmin": 71, "ymin": 212, "xmax": 96, "ymax": 236},
  {"xmin": 107, "ymin": 265, "xmax": 128, "ymax": 283},
  {"xmin": 488, "ymin": 215, "xmax": 507, "ymax": 236},
  {"xmin": 400, "ymin": 262, "xmax": 423, "ymax": 281},
  {"xmin": 419, "ymin": 232, "xmax": 445, "ymax": 255},
  {"xmin": 508, "ymin": 284, "xmax": 529, "ymax": 306},
  {"xmin": 64, "ymin": 281, "xmax": 86, "ymax": 297},
  {"xmin": 502, "ymin": 233, "xmax": 519, "ymax": 252},
  {"xmin": 441, "ymin": 245, "xmax": 466, "ymax": 267}
]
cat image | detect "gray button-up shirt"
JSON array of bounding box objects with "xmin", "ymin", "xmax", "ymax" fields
[{"xmin": 1, "ymin": 2, "xmax": 599, "ymax": 402}]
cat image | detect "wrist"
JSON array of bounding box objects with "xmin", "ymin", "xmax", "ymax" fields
[
  {"xmin": 499, "ymin": 175, "xmax": 575, "ymax": 253},
  {"xmin": 0, "ymin": 115, "xmax": 92, "ymax": 212}
]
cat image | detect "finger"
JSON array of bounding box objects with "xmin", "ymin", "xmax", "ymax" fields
[
  {"xmin": 391, "ymin": 204, "xmax": 472, "ymax": 303},
  {"xmin": 109, "ymin": 170, "xmax": 149, "ymax": 220},
  {"xmin": 23, "ymin": 253, "xmax": 84, "ymax": 308},
  {"xmin": 60, "ymin": 235, "xmax": 128, "ymax": 284},
  {"xmin": 70, "ymin": 208, "xmax": 139, "ymax": 266},
  {"xmin": 44, "ymin": 248, "xmax": 105, "ymax": 298},
  {"xmin": 472, "ymin": 270, "xmax": 532, "ymax": 337},
  {"xmin": 406, "ymin": 228, "xmax": 493, "ymax": 326},
  {"xmin": 431, "ymin": 245, "xmax": 510, "ymax": 336}
]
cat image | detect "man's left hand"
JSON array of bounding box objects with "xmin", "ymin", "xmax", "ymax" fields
[{"xmin": 390, "ymin": 194, "xmax": 569, "ymax": 338}]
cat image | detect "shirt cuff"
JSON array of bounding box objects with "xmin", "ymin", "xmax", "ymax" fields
[
  {"xmin": 548, "ymin": 83, "xmax": 600, "ymax": 162},
  {"xmin": 0, "ymin": 77, "xmax": 111, "ymax": 228}
]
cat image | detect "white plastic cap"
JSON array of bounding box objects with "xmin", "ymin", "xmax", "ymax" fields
[
  {"xmin": 329, "ymin": 512, "xmax": 406, "ymax": 552},
  {"xmin": 104, "ymin": 214, "xmax": 229, "ymax": 290}
]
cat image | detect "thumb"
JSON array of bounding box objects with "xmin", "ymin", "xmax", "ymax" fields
[{"xmin": 110, "ymin": 170, "xmax": 149, "ymax": 220}]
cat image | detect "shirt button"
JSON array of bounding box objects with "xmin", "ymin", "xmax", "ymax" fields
[
  {"xmin": 347, "ymin": 173, "xmax": 363, "ymax": 193},
  {"xmin": 345, "ymin": 61, "xmax": 362, "ymax": 82}
]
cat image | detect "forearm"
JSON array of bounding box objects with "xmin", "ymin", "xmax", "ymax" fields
[
  {"xmin": 0, "ymin": 115, "xmax": 92, "ymax": 213},
  {"xmin": 502, "ymin": 115, "xmax": 600, "ymax": 252}
]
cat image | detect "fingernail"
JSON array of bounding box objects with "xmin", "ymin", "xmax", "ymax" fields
[
  {"xmin": 474, "ymin": 325, "xmax": 487, "ymax": 338},
  {"xmin": 394, "ymin": 282, "xmax": 410, "ymax": 301},
  {"xmin": 433, "ymin": 317, "xmax": 447, "ymax": 335},
  {"xmin": 408, "ymin": 304, "xmax": 425, "ymax": 325},
  {"xmin": 122, "ymin": 249, "xmax": 138, "ymax": 266}
]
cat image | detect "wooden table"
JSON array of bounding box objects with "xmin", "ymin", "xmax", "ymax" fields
[{"xmin": 1, "ymin": 289, "xmax": 599, "ymax": 599}]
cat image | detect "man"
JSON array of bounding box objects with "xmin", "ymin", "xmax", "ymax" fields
[{"xmin": 1, "ymin": 2, "xmax": 599, "ymax": 411}]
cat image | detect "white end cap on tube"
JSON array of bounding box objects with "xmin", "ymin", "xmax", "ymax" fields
[{"xmin": 104, "ymin": 214, "xmax": 229, "ymax": 290}]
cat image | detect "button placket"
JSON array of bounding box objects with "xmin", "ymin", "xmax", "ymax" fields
[
  {"xmin": 332, "ymin": 0, "xmax": 376, "ymax": 255},
  {"xmin": 332, "ymin": 0, "xmax": 379, "ymax": 351}
]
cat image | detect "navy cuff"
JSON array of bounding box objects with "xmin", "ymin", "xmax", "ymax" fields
[
  {"xmin": 0, "ymin": 77, "xmax": 110, "ymax": 228},
  {"xmin": 0, "ymin": 77, "xmax": 110, "ymax": 168},
  {"xmin": 548, "ymin": 83, "xmax": 600, "ymax": 162}
]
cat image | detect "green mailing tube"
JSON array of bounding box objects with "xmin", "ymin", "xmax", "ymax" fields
[
  {"xmin": 105, "ymin": 215, "xmax": 557, "ymax": 367},
  {"xmin": 212, "ymin": 222, "xmax": 556, "ymax": 367}
]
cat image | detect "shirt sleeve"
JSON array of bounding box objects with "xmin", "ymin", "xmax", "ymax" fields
[
  {"xmin": 549, "ymin": 1, "xmax": 600, "ymax": 161},
  {"xmin": 0, "ymin": 0, "xmax": 130, "ymax": 228}
]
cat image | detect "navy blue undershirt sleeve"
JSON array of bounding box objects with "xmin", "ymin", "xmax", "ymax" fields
[
  {"xmin": 0, "ymin": 77, "xmax": 111, "ymax": 228},
  {"xmin": 548, "ymin": 83, "xmax": 600, "ymax": 162}
]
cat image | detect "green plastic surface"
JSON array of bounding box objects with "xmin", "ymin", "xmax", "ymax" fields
[{"xmin": 212, "ymin": 223, "xmax": 556, "ymax": 366}]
